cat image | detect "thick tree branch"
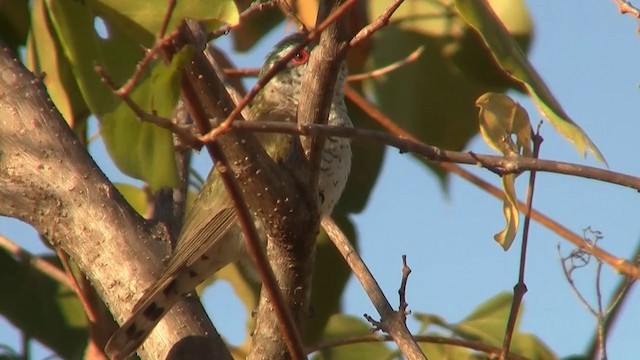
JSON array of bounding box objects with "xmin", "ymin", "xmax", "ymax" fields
[{"xmin": 0, "ymin": 43, "xmax": 228, "ymax": 360}]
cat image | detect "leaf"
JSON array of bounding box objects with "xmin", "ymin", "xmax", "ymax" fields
[
  {"xmin": 91, "ymin": 0, "xmax": 239, "ymax": 34},
  {"xmin": 369, "ymin": 0, "xmax": 533, "ymax": 186},
  {"xmin": 101, "ymin": 54, "xmax": 187, "ymax": 191},
  {"xmin": 453, "ymin": 292, "xmax": 513, "ymax": 346},
  {"xmin": 114, "ymin": 183, "xmax": 151, "ymax": 215},
  {"xmin": 27, "ymin": 0, "xmax": 89, "ymax": 129},
  {"xmin": 311, "ymin": 314, "xmax": 392, "ymax": 360},
  {"xmin": 417, "ymin": 334, "xmax": 474, "ymax": 360},
  {"xmin": 456, "ymin": 0, "xmax": 606, "ymax": 164},
  {"xmin": 231, "ymin": 0, "xmax": 283, "ymax": 52},
  {"xmin": 0, "ymin": 250, "xmax": 87, "ymax": 359},
  {"xmin": 0, "ymin": 0, "xmax": 30, "ymax": 52},
  {"xmin": 476, "ymin": 92, "xmax": 532, "ymax": 250}
]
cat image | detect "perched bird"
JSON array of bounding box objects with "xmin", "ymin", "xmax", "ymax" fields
[{"xmin": 105, "ymin": 32, "xmax": 353, "ymax": 359}]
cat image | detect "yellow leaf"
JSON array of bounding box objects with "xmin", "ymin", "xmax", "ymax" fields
[{"xmin": 476, "ymin": 93, "xmax": 532, "ymax": 250}]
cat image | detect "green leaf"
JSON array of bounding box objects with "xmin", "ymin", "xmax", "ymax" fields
[
  {"xmin": 311, "ymin": 314, "xmax": 393, "ymax": 360},
  {"xmin": 369, "ymin": 0, "xmax": 532, "ymax": 185},
  {"xmin": 27, "ymin": 0, "xmax": 89, "ymax": 129},
  {"xmin": 92, "ymin": 0, "xmax": 239, "ymax": 35},
  {"xmin": 417, "ymin": 335, "xmax": 474, "ymax": 360},
  {"xmin": 114, "ymin": 183, "xmax": 151, "ymax": 215},
  {"xmin": 476, "ymin": 92, "xmax": 533, "ymax": 250},
  {"xmin": 456, "ymin": 0, "xmax": 606, "ymax": 164},
  {"xmin": 454, "ymin": 292, "xmax": 514, "ymax": 346},
  {"xmin": 101, "ymin": 54, "xmax": 186, "ymax": 191},
  {"xmin": 0, "ymin": 250, "xmax": 87, "ymax": 359}
]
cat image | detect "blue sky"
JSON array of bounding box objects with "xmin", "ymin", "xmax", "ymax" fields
[{"xmin": 2, "ymin": 0, "xmax": 640, "ymax": 358}]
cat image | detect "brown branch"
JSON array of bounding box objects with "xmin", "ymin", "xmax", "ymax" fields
[
  {"xmin": 500, "ymin": 130, "xmax": 543, "ymax": 360},
  {"xmin": 307, "ymin": 334, "xmax": 528, "ymax": 360},
  {"xmin": 349, "ymin": 0, "xmax": 406, "ymax": 47},
  {"xmin": 208, "ymin": 0, "xmax": 279, "ymax": 40},
  {"xmin": 347, "ymin": 46, "xmax": 424, "ymax": 81},
  {"xmin": 230, "ymin": 119, "xmax": 640, "ymax": 280},
  {"xmin": 0, "ymin": 41, "xmax": 226, "ymax": 360},
  {"xmin": 321, "ymin": 217, "xmax": 427, "ymax": 359},
  {"xmin": 611, "ymin": 0, "xmax": 640, "ymax": 18},
  {"xmin": 199, "ymin": 0, "xmax": 360, "ymax": 146},
  {"xmin": 174, "ymin": 21, "xmax": 306, "ymax": 360},
  {"xmin": 340, "ymin": 85, "xmax": 640, "ymax": 280}
]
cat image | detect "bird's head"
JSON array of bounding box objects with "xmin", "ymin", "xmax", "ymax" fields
[{"xmin": 252, "ymin": 32, "xmax": 346, "ymax": 121}]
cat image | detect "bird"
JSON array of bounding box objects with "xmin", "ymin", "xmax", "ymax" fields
[{"xmin": 105, "ymin": 32, "xmax": 353, "ymax": 359}]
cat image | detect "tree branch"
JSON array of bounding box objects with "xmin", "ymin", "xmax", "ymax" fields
[{"xmin": 0, "ymin": 42, "xmax": 228, "ymax": 360}]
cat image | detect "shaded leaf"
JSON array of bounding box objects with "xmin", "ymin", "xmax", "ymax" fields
[
  {"xmin": 0, "ymin": 0, "xmax": 30, "ymax": 52},
  {"xmin": 369, "ymin": 0, "xmax": 532, "ymax": 185},
  {"xmin": 456, "ymin": 0, "xmax": 605, "ymax": 164},
  {"xmin": 0, "ymin": 250, "xmax": 87, "ymax": 359},
  {"xmin": 231, "ymin": 0, "xmax": 283, "ymax": 52},
  {"xmin": 101, "ymin": 53, "xmax": 188, "ymax": 191},
  {"xmin": 476, "ymin": 92, "xmax": 532, "ymax": 249}
]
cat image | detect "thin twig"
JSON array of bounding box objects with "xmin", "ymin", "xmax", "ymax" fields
[
  {"xmin": 199, "ymin": 0, "xmax": 361, "ymax": 145},
  {"xmin": 230, "ymin": 119, "xmax": 640, "ymax": 280},
  {"xmin": 349, "ymin": 0, "xmax": 406, "ymax": 47},
  {"xmin": 499, "ymin": 128, "xmax": 543, "ymax": 359},
  {"xmin": 55, "ymin": 246, "xmax": 98, "ymax": 323},
  {"xmin": 208, "ymin": 0, "xmax": 279, "ymax": 40},
  {"xmin": 307, "ymin": 333, "xmax": 529, "ymax": 360},
  {"xmin": 611, "ymin": 0, "xmax": 640, "ymax": 18},
  {"xmin": 347, "ymin": 46, "xmax": 425, "ymax": 81},
  {"xmin": 222, "ymin": 45, "xmax": 425, "ymax": 82},
  {"xmin": 0, "ymin": 235, "xmax": 70, "ymax": 287},
  {"xmin": 94, "ymin": 65, "xmax": 202, "ymax": 149},
  {"xmin": 339, "ymin": 85, "xmax": 640, "ymax": 280},
  {"xmin": 321, "ymin": 217, "xmax": 427, "ymax": 359}
]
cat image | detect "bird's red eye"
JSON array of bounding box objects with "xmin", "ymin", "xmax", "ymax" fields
[{"xmin": 292, "ymin": 49, "xmax": 309, "ymax": 65}]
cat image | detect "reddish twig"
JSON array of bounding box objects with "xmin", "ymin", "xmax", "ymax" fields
[
  {"xmin": 349, "ymin": 0, "xmax": 406, "ymax": 47},
  {"xmin": 611, "ymin": 0, "xmax": 640, "ymax": 18},
  {"xmin": 94, "ymin": 65, "xmax": 202, "ymax": 149},
  {"xmin": 307, "ymin": 333, "xmax": 528, "ymax": 360},
  {"xmin": 0, "ymin": 235, "xmax": 70, "ymax": 288},
  {"xmin": 347, "ymin": 46, "xmax": 424, "ymax": 81},
  {"xmin": 209, "ymin": 0, "xmax": 279, "ymax": 40},
  {"xmin": 199, "ymin": 0, "xmax": 361, "ymax": 145}
]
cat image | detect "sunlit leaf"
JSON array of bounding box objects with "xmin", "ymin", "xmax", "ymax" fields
[
  {"xmin": 456, "ymin": 0, "xmax": 605, "ymax": 164},
  {"xmin": 27, "ymin": 0, "xmax": 89, "ymax": 129},
  {"xmin": 453, "ymin": 292, "xmax": 514, "ymax": 346},
  {"xmin": 92, "ymin": 0, "xmax": 239, "ymax": 34},
  {"xmin": 311, "ymin": 314, "xmax": 392, "ymax": 360},
  {"xmin": 476, "ymin": 92, "xmax": 532, "ymax": 249}
]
